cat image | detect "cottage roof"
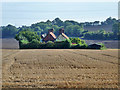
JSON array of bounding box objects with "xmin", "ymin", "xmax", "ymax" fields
[
  {"xmin": 49, "ymin": 32, "xmax": 56, "ymax": 39},
  {"xmin": 61, "ymin": 33, "xmax": 69, "ymax": 39}
]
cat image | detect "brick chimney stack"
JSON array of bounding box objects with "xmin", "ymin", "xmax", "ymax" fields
[
  {"xmin": 59, "ymin": 28, "xmax": 64, "ymax": 34},
  {"xmin": 48, "ymin": 28, "xmax": 54, "ymax": 33}
]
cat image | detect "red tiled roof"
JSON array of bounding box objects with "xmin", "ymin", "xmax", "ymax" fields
[{"xmin": 49, "ymin": 32, "xmax": 56, "ymax": 39}]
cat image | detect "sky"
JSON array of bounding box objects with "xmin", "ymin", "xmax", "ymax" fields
[
  {"xmin": 1, "ymin": 1, "xmax": 119, "ymax": 27},
  {"xmin": 1, "ymin": 0, "xmax": 119, "ymax": 2}
]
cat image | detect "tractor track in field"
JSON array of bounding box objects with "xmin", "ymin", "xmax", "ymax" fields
[
  {"xmin": 2, "ymin": 50, "xmax": 22, "ymax": 71},
  {"xmin": 101, "ymin": 53, "xmax": 120, "ymax": 59},
  {"xmin": 66, "ymin": 50, "xmax": 119, "ymax": 65}
]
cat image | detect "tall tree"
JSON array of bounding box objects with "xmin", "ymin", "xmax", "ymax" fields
[
  {"xmin": 52, "ymin": 18, "xmax": 63, "ymax": 26},
  {"xmin": 2, "ymin": 24, "xmax": 18, "ymax": 38},
  {"xmin": 112, "ymin": 23, "xmax": 120, "ymax": 36}
]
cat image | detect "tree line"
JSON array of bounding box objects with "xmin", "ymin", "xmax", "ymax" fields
[{"xmin": 0, "ymin": 17, "xmax": 119, "ymax": 40}]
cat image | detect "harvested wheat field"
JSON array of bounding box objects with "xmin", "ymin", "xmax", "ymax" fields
[{"xmin": 2, "ymin": 49, "xmax": 119, "ymax": 89}]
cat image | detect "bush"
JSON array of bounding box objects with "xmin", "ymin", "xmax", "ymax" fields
[
  {"xmin": 63, "ymin": 39, "xmax": 71, "ymax": 49},
  {"xmin": 20, "ymin": 39, "xmax": 29, "ymax": 44},
  {"xmin": 54, "ymin": 39, "xmax": 71, "ymax": 49},
  {"xmin": 70, "ymin": 37, "xmax": 82, "ymax": 44},
  {"xmin": 19, "ymin": 40, "xmax": 29, "ymax": 49},
  {"xmin": 19, "ymin": 42, "xmax": 29, "ymax": 49},
  {"xmin": 19, "ymin": 39, "xmax": 89, "ymax": 49},
  {"xmin": 71, "ymin": 43, "xmax": 88, "ymax": 49},
  {"xmin": 78, "ymin": 43, "xmax": 88, "ymax": 49},
  {"xmin": 99, "ymin": 43, "xmax": 106, "ymax": 50},
  {"xmin": 45, "ymin": 41, "xmax": 55, "ymax": 49},
  {"xmin": 38, "ymin": 42, "xmax": 46, "ymax": 49},
  {"xmin": 29, "ymin": 39, "xmax": 41, "ymax": 49},
  {"xmin": 15, "ymin": 30, "xmax": 41, "ymax": 42},
  {"xmin": 54, "ymin": 41, "xmax": 65, "ymax": 49},
  {"xmin": 18, "ymin": 37, "xmax": 105, "ymax": 50},
  {"xmin": 70, "ymin": 38, "xmax": 88, "ymax": 49},
  {"xmin": 19, "ymin": 39, "xmax": 41, "ymax": 49}
]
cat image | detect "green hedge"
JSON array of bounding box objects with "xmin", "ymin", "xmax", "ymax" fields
[
  {"xmin": 19, "ymin": 38, "xmax": 106, "ymax": 49},
  {"xmin": 19, "ymin": 39, "xmax": 72, "ymax": 49},
  {"xmin": 70, "ymin": 43, "xmax": 88, "ymax": 49}
]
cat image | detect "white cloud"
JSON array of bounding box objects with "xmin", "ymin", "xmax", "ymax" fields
[{"xmin": 1, "ymin": 0, "xmax": 119, "ymax": 2}]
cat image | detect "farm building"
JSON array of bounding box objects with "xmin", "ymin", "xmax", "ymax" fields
[
  {"xmin": 56, "ymin": 28, "xmax": 69, "ymax": 41},
  {"xmin": 42, "ymin": 29, "xmax": 56, "ymax": 42}
]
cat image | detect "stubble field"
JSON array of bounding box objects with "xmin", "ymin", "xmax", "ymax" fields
[{"xmin": 2, "ymin": 49, "xmax": 119, "ymax": 89}]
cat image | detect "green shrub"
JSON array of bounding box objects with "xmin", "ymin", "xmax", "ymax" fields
[
  {"xmin": 70, "ymin": 38, "xmax": 88, "ymax": 49},
  {"xmin": 45, "ymin": 41, "xmax": 55, "ymax": 49},
  {"xmin": 18, "ymin": 37, "xmax": 105, "ymax": 50},
  {"xmin": 99, "ymin": 43, "xmax": 107, "ymax": 50},
  {"xmin": 19, "ymin": 39, "xmax": 41, "ymax": 49},
  {"xmin": 70, "ymin": 37, "xmax": 82, "ymax": 44},
  {"xmin": 15, "ymin": 30, "xmax": 41, "ymax": 42},
  {"xmin": 54, "ymin": 39, "xmax": 71, "ymax": 49},
  {"xmin": 28, "ymin": 39, "xmax": 41, "ymax": 49},
  {"xmin": 20, "ymin": 39, "xmax": 29, "ymax": 44},
  {"xmin": 39, "ymin": 42, "xmax": 46, "ymax": 49},
  {"xmin": 19, "ymin": 42, "xmax": 28, "ymax": 49},
  {"xmin": 70, "ymin": 44, "xmax": 77, "ymax": 49},
  {"xmin": 63, "ymin": 39, "xmax": 71, "ymax": 49},
  {"xmin": 19, "ymin": 39, "xmax": 28, "ymax": 49},
  {"xmin": 19, "ymin": 39, "xmax": 88, "ymax": 49},
  {"xmin": 54, "ymin": 41, "xmax": 65, "ymax": 49},
  {"xmin": 71, "ymin": 43, "xmax": 88, "ymax": 49},
  {"xmin": 78, "ymin": 43, "xmax": 88, "ymax": 49}
]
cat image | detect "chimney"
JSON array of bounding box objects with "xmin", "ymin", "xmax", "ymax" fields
[
  {"xmin": 59, "ymin": 28, "xmax": 64, "ymax": 34},
  {"xmin": 48, "ymin": 28, "xmax": 54, "ymax": 33}
]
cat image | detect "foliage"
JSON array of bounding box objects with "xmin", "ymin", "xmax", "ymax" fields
[
  {"xmin": 18, "ymin": 36, "xmax": 106, "ymax": 50},
  {"xmin": 52, "ymin": 18, "xmax": 64, "ymax": 27},
  {"xmin": 71, "ymin": 43, "xmax": 88, "ymax": 49},
  {"xmin": 63, "ymin": 39, "xmax": 72, "ymax": 49},
  {"xmin": 99, "ymin": 43, "xmax": 107, "ymax": 50},
  {"xmin": 112, "ymin": 22, "xmax": 120, "ymax": 39},
  {"xmin": 54, "ymin": 41, "xmax": 65, "ymax": 49},
  {"xmin": 28, "ymin": 39, "xmax": 41, "ymax": 49},
  {"xmin": 46, "ymin": 41, "xmax": 55, "ymax": 49},
  {"xmin": 70, "ymin": 37, "xmax": 87, "ymax": 45},
  {"xmin": 82, "ymin": 22, "xmax": 120, "ymax": 40},
  {"xmin": 20, "ymin": 39, "xmax": 72, "ymax": 49},
  {"xmin": 20, "ymin": 40, "xmax": 29, "ymax": 44},
  {"xmin": 70, "ymin": 38, "xmax": 88, "ymax": 49},
  {"xmin": 65, "ymin": 25, "xmax": 84, "ymax": 37},
  {"xmin": 70, "ymin": 37, "xmax": 82, "ymax": 44},
  {"xmin": 1, "ymin": 17, "xmax": 119, "ymax": 40},
  {"xmin": 54, "ymin": 39, "xmax": 71, "ymax": 49},
  {"xmin": 15, "ymin": 30, "xmax": 41, "ymax": 42},
  {"xmin": 83, "ymin": 29, "xmax": 118, "ymax": 40},
  {"xmin": 2, "ymin": 24, "xmax": 18, "ymax": 38}
]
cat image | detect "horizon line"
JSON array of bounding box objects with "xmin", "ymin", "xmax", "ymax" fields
[{"xmin": 2, "ymin": 17, "xmax": 118, "ymax": 27}]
